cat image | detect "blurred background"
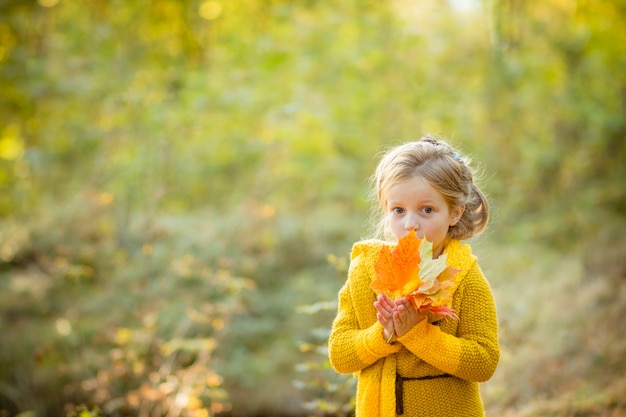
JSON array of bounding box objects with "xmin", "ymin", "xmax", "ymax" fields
[{"xmin": 0, "ymin": 0, "xmax": 625, "ymax": 416}]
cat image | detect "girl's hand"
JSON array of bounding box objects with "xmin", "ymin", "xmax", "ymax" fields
[
  {"xmin": 392, "ymin": 297, "xmax": 426, "ymax": 338},
  {"xmin": 374, "ymin": 293, "xmax": 397, "ymax": 343}
]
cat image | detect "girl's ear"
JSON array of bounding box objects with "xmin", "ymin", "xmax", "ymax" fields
[{"xmin": 450, "ymin": 205, "xmax": 465, "ymax": 226}]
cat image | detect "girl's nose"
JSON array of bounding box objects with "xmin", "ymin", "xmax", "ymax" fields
[{"xmin": 404, "ymin": 215, "xmax": 419, "ymax": 231}]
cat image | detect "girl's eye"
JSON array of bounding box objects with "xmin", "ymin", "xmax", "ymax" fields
[
  {"xmin": 422, "ymin": 207, "xmax": 433, "ymax": 214},
  {"xmin": 392, "ymin": 207, "xmax": 404, "ymax": 214}
]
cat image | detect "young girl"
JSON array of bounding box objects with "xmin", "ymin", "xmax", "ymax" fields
[{"xmin": 328, "ymin": 136, "xmax": 499, "ymax": 417}]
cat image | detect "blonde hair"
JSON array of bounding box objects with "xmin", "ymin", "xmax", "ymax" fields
[{"xmin": 371, "ymin": 135, "xmax": 489, "ymax": 241}]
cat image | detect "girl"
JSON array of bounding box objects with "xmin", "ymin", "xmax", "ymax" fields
[{"xmin": 328, "ymin": 136, "xmax": 499, "ymax": 416}]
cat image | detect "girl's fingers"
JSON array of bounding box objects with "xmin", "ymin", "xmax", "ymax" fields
[
  {"xmin": 392, "ymin": 297, "xmax": 427, "ymax": 338},
  {"xmin": 396, "ymin": 304, "xmax": 409, "ymax": 324},
  {"xmin": 374, "ymin": 301, "xmax": 393, "ymax": 319},
  {"xmin": 397, "ymin": 299, "xmax": 418, "ymax": 318},
  {"xmin": 395, "ymin": 297, "xmax": 412, "ymax": 310},
  {"xmin": 376, "ymin": 312, "xmax": 385, "ymax": 325},
  {"xmin": 375, "ymin": 294, "xmax": 396, "ymax": 316},
  {"xmin": 393, "ymin": 309, "xmax": 402, "ymax": 326},
  {"xmin": 378, "ymin": 294, "xmax": 395, "ymax": 309}
]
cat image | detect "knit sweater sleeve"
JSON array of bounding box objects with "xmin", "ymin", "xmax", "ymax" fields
[
  {"xmin": 397, "ymin": 262, "xmax": 500, "ymax": 382},
  {"xmin": 328, "ymin": 241, "xmax": 401, "ymax": 374}
]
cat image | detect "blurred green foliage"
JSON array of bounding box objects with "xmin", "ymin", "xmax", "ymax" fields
[{"xmin": 0, "ymin": 0, "xmax": 625, "ymax": 416}]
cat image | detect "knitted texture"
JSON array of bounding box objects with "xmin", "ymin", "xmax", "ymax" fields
[{"xmin": 328, "ymin": 239, "xmax": 499, "ymax": 417}]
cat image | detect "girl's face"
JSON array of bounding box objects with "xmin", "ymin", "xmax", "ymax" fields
[{"xmin": 385, "ymin": 176, "xmax": 464, "ymax": 258}]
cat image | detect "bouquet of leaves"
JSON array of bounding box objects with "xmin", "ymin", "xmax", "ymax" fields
[{"xmin": 370, "ymin": 231, "xmax": 459, "ymax": 319}]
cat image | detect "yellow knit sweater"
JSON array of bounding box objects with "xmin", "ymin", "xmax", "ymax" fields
[{"xmin": 328, "ymin": 239, "xmax": 499, "ymax": 417}]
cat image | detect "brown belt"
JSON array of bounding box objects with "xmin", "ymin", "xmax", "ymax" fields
[{"xmin": 395, "ymin": 373, "xmax": 452, "ymax": 415}]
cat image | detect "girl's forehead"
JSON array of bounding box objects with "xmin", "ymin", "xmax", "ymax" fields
[
  {"xmin": 385, "ymin": 176, "xmax": 441, "ymax": 198},
  {"xmin": 386, "ymin": 174, "xmax": 433, "ymax": 189}
]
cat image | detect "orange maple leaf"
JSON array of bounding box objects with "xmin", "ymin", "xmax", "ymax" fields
[
  {"xmin": 370, "ymin": 231, "xmax": 459, "ymax": 319},
  {"xmin": 371, "ymin": 232, "xmax": 422, "ymax": 298}
]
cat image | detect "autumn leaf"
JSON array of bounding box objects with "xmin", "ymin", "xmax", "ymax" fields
[
  {"xmin": 370, "ymin": 230, "xmax": 422, "ymax": 298},
  {"xmin": 371, "ymin": 231, "xmax": 459, "ymax": 319}
]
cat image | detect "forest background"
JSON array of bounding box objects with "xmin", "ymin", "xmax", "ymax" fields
[{"xmin": 1, "ymin": 0, "xmax": 625, "ymax": 416}]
